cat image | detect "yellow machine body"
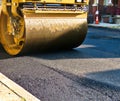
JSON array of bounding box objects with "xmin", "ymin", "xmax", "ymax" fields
[{"xmin": 0, "ymin": 0, "xmax": 89, "ymax": 55}]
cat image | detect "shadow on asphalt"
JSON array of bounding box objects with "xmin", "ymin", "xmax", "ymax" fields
[
  {"xmin": 0, "ymin": 45, "xmax": 13, "ymax": 59},
  {"xmin": 86, "ymin": 69, "xmax": 120, "ymax": 88},
  {"xmin": 27, "ymin": 46, "xmax": 120, "ymax": 60},
  {"xmin": 0, "ymin": 44, "xmax": 120, "ymax": 60}
]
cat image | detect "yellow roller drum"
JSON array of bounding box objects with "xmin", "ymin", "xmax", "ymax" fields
[
  {"xmin": 0, "ymin": 9, "xmax": 87, "ymax": 55},
  {"xmin": 0, "ymin": 6, "xmax": 1, "ymax": 43}
]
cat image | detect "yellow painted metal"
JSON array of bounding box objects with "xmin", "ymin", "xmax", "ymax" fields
[
  {"xmin": 0, "ymin": 6, "xmax": 1, "ymax": 43},
  {"xmin": 0, "ymin": 11, "xmax": 25, "ymax": 55},
  {"xmin": 41, "ymin": 0, "xmax": 74, "ymax": 3},
  {"xmin": 0, "ymin": 0, "xmax": 89, "ymax": 55},
  {"xmin": 20, "ymin": 0, "xmax": 74, "ymax": 3},
  {"xmin": 19, "ymin": 0, "xmax": 89, "ymax": 4}
]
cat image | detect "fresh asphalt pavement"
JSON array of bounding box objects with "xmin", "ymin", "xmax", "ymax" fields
[{"xmin": 0, "ymin": 27, "xmax": 120, "ymax": 101}]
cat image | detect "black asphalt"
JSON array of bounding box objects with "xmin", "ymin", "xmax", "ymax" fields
[{"xmin": 0, "ymin": 27, "xmax": 120, "ymax": 101}]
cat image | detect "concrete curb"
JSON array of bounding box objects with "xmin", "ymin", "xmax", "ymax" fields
[
  {"xmin": 0, "ymin": 73, "xmax": 40, "ymax": 101},
  {"xmin": 88, "ymin": 24, "xmax": 120, "ymax": 32}
]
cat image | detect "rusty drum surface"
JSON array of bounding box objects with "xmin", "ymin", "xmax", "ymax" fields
[{"xmin": 23, "ymin": 15, "xmax": 87, "ymax": 53}]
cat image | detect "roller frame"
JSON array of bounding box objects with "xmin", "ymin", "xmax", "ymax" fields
[{"xmin": 0, "ymin": 0, "xmax": 89, "ymax": 55}]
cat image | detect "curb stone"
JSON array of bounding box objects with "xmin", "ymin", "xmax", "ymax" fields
[
  {"xmin": 0, "ymin": 73, "xmax": 40, "ymax": 101},
  {"xmin": 88, "ymin": 24, "xmax": 120, "ymax": 32}
]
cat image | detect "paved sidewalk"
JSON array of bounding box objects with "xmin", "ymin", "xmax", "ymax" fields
[
  {"xmin": 0, "ymin": 73, "xmax": 40, "ymax": 101},
  {"xmin": 88, "ymin": 23, "xmax": 120, "ymax": 30}
]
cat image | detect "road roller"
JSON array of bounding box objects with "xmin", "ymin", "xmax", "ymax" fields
[{"xmin": 0, "ymin": 0, "xmax": 89, "ymax": 55}]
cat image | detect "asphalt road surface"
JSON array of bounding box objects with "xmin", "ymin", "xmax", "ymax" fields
[{"xmin": 0, "ymin": 27, "xmax": 120, "ymax": 101}]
